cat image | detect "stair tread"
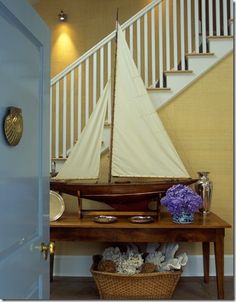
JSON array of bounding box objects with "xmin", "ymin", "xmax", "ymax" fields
[
  {"xmin": 164, "ymin": 70, "xmax": 193, "ymax": 74},
  {"xmin": 186, "ymin": 52, "xmax": 215, "ymax": 57},
  {"xmin": 207, "ymin": 35, "xmax": 233, "ymax": 40},
  {"xmin": 52, "ymin": 157, "xmax": 67, "ymax": 161},
  {"xmin": 147, "ymin": 87, "xmax": 171, "ymax": 91}
]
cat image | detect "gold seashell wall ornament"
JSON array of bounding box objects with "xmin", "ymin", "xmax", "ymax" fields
[{"xmin": 4, "ymin": 107, "xmax": 23, "ymax": 146}]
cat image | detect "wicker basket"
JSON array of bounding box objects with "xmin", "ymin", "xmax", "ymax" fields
[{"xmin": 91, "ymin": 256, "xmax": 181, "ymax": 300}]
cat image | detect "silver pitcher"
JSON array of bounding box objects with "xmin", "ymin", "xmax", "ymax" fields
[{"xmin": 195, "ymin": 172, "xmax": 213, "ymax": 214}]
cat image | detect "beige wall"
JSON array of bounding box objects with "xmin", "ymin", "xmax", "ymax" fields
[
  {"xmin": 159, "ymin": 53, "xmax": 233, "ymax": 255},
  {"xmin": 34, "ymin": 1, "xmax": 233, "ymax": 256},
  {"xmin": 34, "ymin": 0, "xmax": 152, "ymax": 77}
]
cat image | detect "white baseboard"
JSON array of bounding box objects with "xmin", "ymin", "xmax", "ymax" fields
[{"xmin": 53, "ymin": 255, "xmax": 233, "ymax": 277}]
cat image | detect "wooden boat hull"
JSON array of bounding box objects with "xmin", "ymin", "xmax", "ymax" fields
[{"xmin": 50, "ymin": 179, "xmax": 197, "ymax": 211}]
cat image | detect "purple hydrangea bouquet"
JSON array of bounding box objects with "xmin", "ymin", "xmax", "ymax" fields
[{"xmin": 161, "ymin": 184, "xmax": 203, "ymax": 224}]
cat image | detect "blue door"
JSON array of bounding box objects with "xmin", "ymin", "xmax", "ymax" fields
[{"xmin": 0, "ymin": 0, "xmax": 50, "ymax": 299}]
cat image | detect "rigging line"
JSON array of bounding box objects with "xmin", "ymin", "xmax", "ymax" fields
[{"xmin": 108, "ymin": 8, "xmax": 119, "ymax": 183}]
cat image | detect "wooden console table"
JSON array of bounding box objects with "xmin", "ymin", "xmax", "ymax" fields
[{"xmin": 50, "ymin": 212, "xmax": 231, "ymax": 299}]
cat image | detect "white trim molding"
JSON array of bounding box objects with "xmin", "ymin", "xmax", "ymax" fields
[{"xmin": 53, "ymin": 255, "xmax": 233, "ymax": 277}]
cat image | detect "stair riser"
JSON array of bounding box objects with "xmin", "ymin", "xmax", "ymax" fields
[
  {"xmin": 148, "ymin": 90, "xmax": 173, "ymax": 109},
  {"xmin": 208, "ymin": 39, "xmax": 233, "ymax": 57},
  {"xmin": 166, "ymin": 74, "xmax": 195, "ymax": 93},
  {"xmin": 188, "ymin": 56, "xmax": 218, "ymax": 76}
]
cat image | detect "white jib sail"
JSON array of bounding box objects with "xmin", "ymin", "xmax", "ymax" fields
[
  {"xmin": 111, "ymin": 24, "xmax": 189, "ymax": 178},
  {"xmin": 55, "ymin": 80, "xmax": 111, "ymax": 180}
]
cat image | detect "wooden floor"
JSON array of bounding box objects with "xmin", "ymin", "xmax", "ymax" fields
[{"xmin": 50, "ymin": 276, "xmax": 234, "ymax": 300}]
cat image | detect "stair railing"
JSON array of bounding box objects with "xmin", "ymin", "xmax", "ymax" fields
[{"xmin": 50, "ymin": 0, "xmax": 233, "ymax": 160}]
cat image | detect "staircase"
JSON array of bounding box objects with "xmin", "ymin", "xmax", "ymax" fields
[{"xmin": 50, "ymin": 0, "xmax": 234, "ymax": 169}]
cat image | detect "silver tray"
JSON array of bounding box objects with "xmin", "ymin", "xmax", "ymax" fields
[
  {"xmin": 129, "ymin": 215, "xmax": 154, "ymax": 224},
  {"xmin": 93, "ymin": 215, "xmax": 118, "ymax": 223},
  {"xmin": 50, "ymin": 190, "xmax": 65, "ymax": 222}
]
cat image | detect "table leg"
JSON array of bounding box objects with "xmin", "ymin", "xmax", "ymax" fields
[
  {"xmin": 50, "ymin": 252, "xmax": 54, "ymax": 282},
  {"xmin": 202, "ymin": 242, "xmax": 210, "ymax": 283},
  {"xmin": 49, "ymin": 241, "xmax": 55, "ymax": 282},
  {"xmin": 214, "ymin": 229, "xmax": 225, "ymax": 299}
]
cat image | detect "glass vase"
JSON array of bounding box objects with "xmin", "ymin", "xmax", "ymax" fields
[{"xmin": 172, "ymin": 212, "xmax": 194, "ymax": 224}]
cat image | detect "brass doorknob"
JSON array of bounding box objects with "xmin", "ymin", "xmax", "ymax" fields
[{"xmin": 41, "ymin": 242, "xmax": 55, "ymax": 260}]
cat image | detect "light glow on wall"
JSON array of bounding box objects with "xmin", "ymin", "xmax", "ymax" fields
[{"xmin": 52, "ymin": 24, "xmax": 79, "ymax": 75}]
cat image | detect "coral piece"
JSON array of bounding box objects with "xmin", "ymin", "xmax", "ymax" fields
[
  {"xmin": 159, "ymin": 258, "xmax": 181, "ymax": 271},
  {"xmin": 116, "ymin": 253, "xmax": 144, "ymax": 275},
  {"xmin": 102, "ymin": 246, "xmax": 121, "ymax": 261},
  {"xmin": 158, "ymin": 243, "xmax": 179, "ymax": 261},
  {"xmin": 126, "ymin": 243, "xmax": 139, "ymax": 254},
  {"xmin": 176, "ymin": 252, "xmax": 188, "ymax": 266},
  {"xmin": 145, "ymin": 251, "xmax": 164, "ymax": 269},
  {"xmin": 98, "ymin": 260, "xmax": 116, "ymax": 273},
  {"xmin": 146, "ymin": 242, "xmax": 160, "ymax": 253}
]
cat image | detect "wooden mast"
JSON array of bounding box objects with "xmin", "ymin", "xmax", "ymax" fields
[{"xmin": 108, "ymin": 9, "xmax": 119, "ymax": 183}]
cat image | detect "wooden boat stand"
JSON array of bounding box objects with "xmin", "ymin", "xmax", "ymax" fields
[{"xmin": 76, "ymin": 190, "xmax": 161, "ymax": 220}]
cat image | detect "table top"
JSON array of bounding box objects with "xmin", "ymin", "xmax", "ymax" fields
[{"xmin": 50, "ymin": 212, "xmax": 231, "ymax": 230}]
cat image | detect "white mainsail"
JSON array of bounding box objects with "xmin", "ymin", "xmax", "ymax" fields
[
  {"xmin": 111, "ymin": 24, "xmax": 189, "ymax": 178},
  {"xmin": 55, "ymin": 80, "xmax": 111, "ymax": 180},
  {"xmin": 55, "ymin": 24, "xmax": 189, "ymax": 181}
]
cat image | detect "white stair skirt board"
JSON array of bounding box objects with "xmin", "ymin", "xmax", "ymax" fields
[{"xmin": 53, "ymin": 255, "xmax": 233, "ymax": 277}]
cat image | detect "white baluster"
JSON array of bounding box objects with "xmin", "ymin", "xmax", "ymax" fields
[
  {"xmin": 173, "ymin": 0, "xmax": 178, "ymax": 69},
  {"xmin": 187, "ymin": 0, "xmax": 192, "ymax": 54},
  {"xmin": 230, "ymin": 0, "xmax": 233, "ymax": 35},
  {"xmin": 100, "ymin": 46, "xmax": 104, "ymax": 95},
  {"xmin": 70, "ymin": 70, "xmax": 74, "ymax": 150},
  {"xmin": 180, "ymin": 0, "xmax": 185, "ymax": 69},
  {"xmin": 63, "ymin": 76, "xmax": 67, "ymax": 158},
  {"xmin": 151, "ymin": 7, "xmax": 156, "ymax": 87},
  {"xmin": 144, "ymin": 13, "xmax": 148, "ymax": 87},
  {"xmin": 107, "ymin": 41, "xmax": 111, "ymax": 123},
  {"xmin": 216, "ymin": 0, "xmax": 220, "ymax": 36},
  {"xmin": 50, "ymin": 86, "xmax": 52, "ymax": 160},
  {"xmin": 201, "ymin": 0, "xmax": 207, "ymax": 53},
  {"xmin": 159, "ymin": 2, "xmax": 163, "ymax": 86},
  {"xmin": 55, "ymin": 81, "xmax": 59, "ymax": 158},
  {"xmin": 129, "ymin": 24, "xmax": 133, "ymax": 57},
  {"xmin": 93, "ymin": 52, "xmax": 97, "ymax": 110},
  {"xmin": 85, "ymin": 58, "xmax": 89, "ymax": 124},
  {"xmin": 223, "ymin": 0, "xmax": 228, "ymax": 36},
  {"xmin": 165, "ymin": 0, "xmax": 170, "ymax": 71},
  {"xmin": 78, "ymin": 65, "xmax": 82, "ymax": 137},
  {"xmin": 208, "ymin": 0, "xmax": 213, "ymax": 36},
  {"xmin": 194, "ymin": 0, "xmax": 199, "ymax": 53},
  {"xmin": 136, "ymin": 18, "xmax": 141, "ymax": 74}
]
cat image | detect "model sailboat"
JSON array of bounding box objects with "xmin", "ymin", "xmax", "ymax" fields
[{"xmin": 50, "ymin": 24, "xmax": 196, "ymax": 211}]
